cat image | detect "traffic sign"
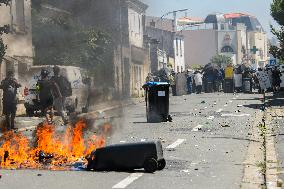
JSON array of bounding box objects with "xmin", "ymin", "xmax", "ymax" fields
[{"xmin": 269, "ymin": 59, "xmax": 277, "ymax": 66}]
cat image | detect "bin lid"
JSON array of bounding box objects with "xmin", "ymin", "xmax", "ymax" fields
[{"xmin": 143, "ymin": 82, "xmax": 170, "ymax": 88}]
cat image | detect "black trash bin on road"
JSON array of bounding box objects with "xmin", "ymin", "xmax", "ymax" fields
[
  {"xmin": 205, "ymin": 80, "xmax": 214, "ymax": 93},
  {"xmin": 143, "ymin": 82, "xmax": 171, "ymax": 123},
  {"xmin": 224, "ymin": 79, "xmax": 234, "ymax": 93},
  {"xmin": 86, "ymin": 141, "xmax": 166, "ymax": 173},
  {"xmin": 243, "ymin": 78, "xmax": 252, "ymax": 93}
]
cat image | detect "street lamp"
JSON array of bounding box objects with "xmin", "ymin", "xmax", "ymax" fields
[{"xmin": 156, "ymin": 9, "xmax": 188, "ymax": 69}]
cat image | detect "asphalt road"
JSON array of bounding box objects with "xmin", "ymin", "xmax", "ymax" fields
[{"xmin": 0, "ymin": 92, "xmax": 263, "ymax": 189}]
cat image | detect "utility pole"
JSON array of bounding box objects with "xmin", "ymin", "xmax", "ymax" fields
[{"xmin": 158, "ymin": 9, "xmax": 188, "ymax": 70}]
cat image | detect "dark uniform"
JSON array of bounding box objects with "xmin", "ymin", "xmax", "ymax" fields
[
  {"xmin": 37, "ymin": 69, "xmax": 61, "ymax": 125},
  {"xmin": 0, "ymin": 72, "xmax": 21, "ymax": 130}
]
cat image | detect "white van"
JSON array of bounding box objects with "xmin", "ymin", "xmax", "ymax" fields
[{"xmin": 23, "ymin": 66, "xmax": 88, "ymax": 116}]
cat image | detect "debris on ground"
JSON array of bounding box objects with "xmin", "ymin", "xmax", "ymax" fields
[
  {"xmin": 201, "ymin": 101, "xmax": 206, "ymax": 104},
  {"xmin": 37, "ymin": 174, "xmax": 42, "ymax": 176},
  {"xmin": 221, "ymin": 124, "xmax": 230, "ymax": 128},
  {"xmin": 237, "ymin": 105, "xmax": 243, "ymax": 107},
  {"xmin": 207, "ymin": 116, "xmax": 214, "ymax": 120}
]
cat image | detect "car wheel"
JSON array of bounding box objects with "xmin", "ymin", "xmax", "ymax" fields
[
  {"xmin": 157, "ymin": 159, "xmax": 166, "ymax": 170},
  {"xmin": 143, "ymin": 158, "xmax": 158, "ymax": 173}
]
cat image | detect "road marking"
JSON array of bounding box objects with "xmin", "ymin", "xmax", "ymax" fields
[
  {"xmin": 221, "ymin": 113, "xmax": 250, "ymax": 117},
  {"xmin": 192, "ymin": 125, "xmax": 203, "ymax": 132},
  {"xmin": 216, "ymin": 109, "xmax": 223, "ymax": 113},
  {"xmin": 166, "ymin": 139, "xmax": 186, "ymax": 149},
  {"xmin": 112, "ymin": 173, "xmax": 144, "ymax": 189}
]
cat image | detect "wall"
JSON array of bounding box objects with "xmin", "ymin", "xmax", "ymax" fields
[
  {"xmin": 0, "ymin": 0, "xmax": 33, "ymax": 59},
  {"xmin": 248, "ymin": 31, "xmax": 268, "ymax": 69},
  {"xmin": 174, "ymin": 36, "xmax": 185, "ymax": 72},
  {"xmin": 183, "ymin": 29, "xmax": 218, "ymax": 67}
]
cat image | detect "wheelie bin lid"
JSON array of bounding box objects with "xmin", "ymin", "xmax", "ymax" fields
[{"xmin": 143, "ymin": 82, "xmax": 170, "ymax": 88}]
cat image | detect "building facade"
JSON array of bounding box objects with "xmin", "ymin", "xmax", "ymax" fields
[
  {"xmin": 0, "ymin": 0, "xmax": 33, "ymax": 79},
  {"xmin": 146, "ymin": 16, "xmax": 185, "ymax": 73},
  {"xmin": 183, "ymin": 13, "xmax": 268, "ymax": 69}
]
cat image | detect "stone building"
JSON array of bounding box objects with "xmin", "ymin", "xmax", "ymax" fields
[
  {"xmin": 0, "ymin": 0, "xmax": 33, "ymax": 114},
  {"xmin": 183, "ymin": 13, "xmax": 268, "ymax": 69},
  {"xmin": 146, "ymin": 16, "xmax": 185, "ymax": 73},
  {"xmin": 0, "ymin": 0, "xmax": 33, "ymax": 80},
  {"xmin": 31, "ymin": 0, "xmax": 150, "ymax": 98}
]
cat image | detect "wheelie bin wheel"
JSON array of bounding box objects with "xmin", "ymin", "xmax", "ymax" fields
[
  {"xmin": 144, "ymin": 158, "xmax": 158, "ymax": 173},
  {"xmin": 157, "ymin": 159, "xmax": 166, "ymax": 170}
]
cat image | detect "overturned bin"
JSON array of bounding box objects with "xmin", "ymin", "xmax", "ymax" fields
[
  {"xmin": 143, "ymin": 82, "xmax": 171, "ymax": 123},
  {"xmin": 86, "ymin": 141, "xmax": 166, "ymax": 173}
]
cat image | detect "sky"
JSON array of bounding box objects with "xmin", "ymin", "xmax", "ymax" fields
[{"xmin": 142, "ymin": 0, "xmax": 277, "ymax": 38}]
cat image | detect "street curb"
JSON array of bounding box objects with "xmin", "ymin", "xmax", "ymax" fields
[
  {"xmin": 241, "ymin": 111, "xmax": 265, "ymax": 189},
  {"xmin": 265, "ymin": 109, "xmax": 282, "ymax": 189}
]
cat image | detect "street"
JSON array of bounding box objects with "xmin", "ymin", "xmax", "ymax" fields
[{"xmin": 0, "ymin": 92, "xmax": 264, "ymax": 189}]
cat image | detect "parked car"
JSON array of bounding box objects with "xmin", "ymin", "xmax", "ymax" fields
[{"xmin": 24, "ymin": 66, "xmax": 88, "ymax": 116}]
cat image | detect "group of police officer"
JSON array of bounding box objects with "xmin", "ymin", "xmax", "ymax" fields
[{"xmin": 0, "ymin": 66, "xmax": 71, "ymax": 131}]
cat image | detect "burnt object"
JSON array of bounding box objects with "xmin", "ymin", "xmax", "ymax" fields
[
  {"xmin": 4, "ymin": 151, "xmax": 9, "ymax": 162},
  {"xmin": 38, "ymin": 150, "xmax": 54, "ymax": 163},
  {"xmin": 86, "ymin": 140, "xmax": 166, "ymax": 173}
]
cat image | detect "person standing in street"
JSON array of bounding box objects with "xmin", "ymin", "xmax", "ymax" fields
[
  {"xmin": 272, "ymin": 67, "xmax": 281, "ymax": 92},
  {"xmin": 194, "ymin": 71, "xmax": 203, "ymax": 94},
  {"xmin": 51, "ymin": 66, "xmax": 72, "ymax": 124},
  {"xmin": 0, "ymin": 71, "xmax": 21, "ymax": 130},
  {"xmin": 37, "ymin": 69, "xmax": 61, "ymax": 125},
  {"xmin": 169, "ymin": 72, "xmax": 177, "ymax": 96},
  {"xmin": 186, "ymin": 70, "xmax": 193, "ymax": 94}
]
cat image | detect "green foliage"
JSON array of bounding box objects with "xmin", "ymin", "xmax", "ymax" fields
[
  {"xmin": 271, "ymin": 0, "xmax": 284, "ymax": 26},
  {"xmin": 270, "ymin": 0, "xmax": 284, "ymax": 61},
  {"xmin": 0, "ymin": 0, "xmax": 11, "ymax": 6},
  {"xmin": 210, "ymin": 54, "xmax": 233, "ymax": 68},
  {"xmin": 0, "ymin": 38, "xmax": 7, "ymax": 63},
  {"xmin": 32, "ymin": 9, "xmax": 114, "ymax": 86}
]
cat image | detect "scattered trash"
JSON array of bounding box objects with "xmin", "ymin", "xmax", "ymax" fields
[
  {"xmin": 37, "ymin": 174, "xmax": 42, "ymax": 176},
  {"xmin": 141, "ymin": 138, "xmax": 146, "ymax": 142},
  {"xmin": 213, "ymin": 103, "xmax": 217, "ymax": 105},
  {"xmin": 0, "ymin": 174, "xmax": 2, "ymax": 179},
  {"xmin": 237, "ymin": 105, "xmax": 243, "ymax": 107},
  {"xmin": 194, "ymin": 168, "xmax": 198, "ymax": 171},
  {"xmin": 4, "ymin": 151, "xmax": 9, "ymax": 162},
  {"xmin": 207, "ymin": 116, "xmax": 214, "ymax": 120},
  {"xmin": 221, "ymin": 124, "xmax": 230, "ymax": 128},
  {"xmin": 204, "ymin": 107, "xmax": 208, "ymax": 109},
  {"xmin": 38, "ymin": 150, "xmax": 54, "ymax": 163},
  {"xmin": 201, "ymin": 101, "xmax": 206, "ymax": 104},
  {"xmin": 181, "ymin": 169, "xmax": 190, "ymax": 173}
]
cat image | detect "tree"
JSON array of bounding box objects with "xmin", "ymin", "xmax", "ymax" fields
[
  {"xmin": 32, "ymin": 5, "xmax": 114, "ymax": 87},
  {"xmin": 270, "ymin": 0, "xmax": 284, "ymax": 61},
  {"xmin": 0, "ymin": 0, "xmax": 11, "ymax": 63},
  {"xmin": 210, "ymin": 54, "xmax": 232, "ymax": 68}
]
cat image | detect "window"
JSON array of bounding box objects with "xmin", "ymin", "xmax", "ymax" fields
[
  {"xmin": 176, "ymin": 38, "xmax": 179, "ymax": 56},
  {"xmin": 13, "ymin": 0, "xmax": 25, "ymax": 33},
  {"xmin": 221, "ymin": 46, "xmax": 234, "ymax": 53},
  {"xmin": 180, "ymin": 39, "xmax": 182, "ymax": 57},
  {"xmin": 177, "ymin": 66, "xmax": 180, "ymax": 73}
]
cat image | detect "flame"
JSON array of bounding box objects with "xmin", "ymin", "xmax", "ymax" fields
[{"xmin": 0, "ymin": 120, "xmax": 108, "ymax": 170}]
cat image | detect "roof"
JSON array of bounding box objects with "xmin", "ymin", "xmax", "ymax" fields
[
  {"xmin": 177, "ymin": 16, "xmax": 204, "ymax": 26},
  {"xmin": 204, "ymin": 13, "xmax": 225, "ymax": 23},
  {"xmin": 223, "ymin": 13, "xmax": 252, "ymax": 19},
  {"xmin": 146, "ymin": 16, "xmax": 174, "ymax": 32}
]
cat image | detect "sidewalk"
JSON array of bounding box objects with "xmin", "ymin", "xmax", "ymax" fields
[{"xmin": 266, "ymin": 92, "xmax": 284, "ymax": 188}]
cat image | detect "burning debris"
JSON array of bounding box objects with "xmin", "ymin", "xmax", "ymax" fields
[{"xmin": 0, "ymin": 120, "xmax": 108, "ymax": 170}]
